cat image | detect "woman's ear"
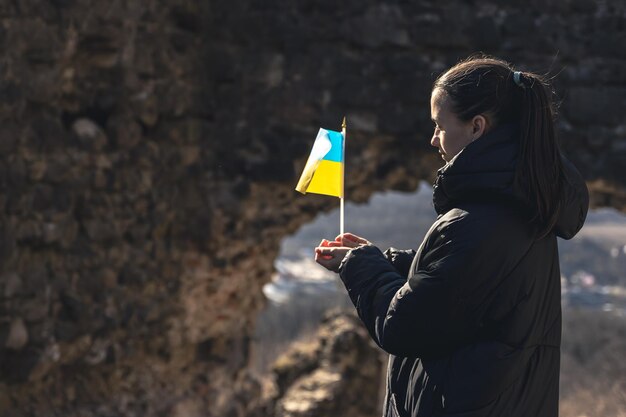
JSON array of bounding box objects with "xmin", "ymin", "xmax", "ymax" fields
[{"xmin": 471, "ymin": 115, "xmax": 489, "ymax": 140}]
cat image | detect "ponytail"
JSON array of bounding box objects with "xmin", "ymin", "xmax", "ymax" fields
[{"xmin": 514, "ymin": 72, "xmax": 564, "ymax": 238}]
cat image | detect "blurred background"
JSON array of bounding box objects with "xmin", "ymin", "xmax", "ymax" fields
[{"xmin": 0, "ymin": 1, "xmax": 625, "ymax": 416}]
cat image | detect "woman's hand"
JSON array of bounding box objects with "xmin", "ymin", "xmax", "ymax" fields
[{"xmin": 314, "ymin": 233, "xmax": 371, "ymax": 272}]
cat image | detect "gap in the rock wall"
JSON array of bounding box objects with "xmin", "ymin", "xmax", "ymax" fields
[{"xmin": 251, "ymin": 181, "xmax": 626, "ymax": 412}]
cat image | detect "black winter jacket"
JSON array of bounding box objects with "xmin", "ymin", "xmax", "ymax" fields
[{"xmin": 338, "ymin": 125, "xmax": 589, "ymax": 417}]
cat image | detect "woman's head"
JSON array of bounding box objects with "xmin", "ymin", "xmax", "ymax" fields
[
  {"xmin": 431, "ymin": 55, "xmax": 564, "ymax": 238},
  {"xmin": 430, "ymin": 86, "xmax": 489, "ymax": 162}
]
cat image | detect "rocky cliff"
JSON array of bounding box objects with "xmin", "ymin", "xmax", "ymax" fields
[{"xmin": 1, "ymin": 0, "xmax": 625, "ymax": 416}]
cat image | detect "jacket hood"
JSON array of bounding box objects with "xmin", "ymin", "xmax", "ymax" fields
[
  {"xmin": 432, "ymin": 124, "xmax": 589, "ymax": 239},
  {"xmin": 553, "ymin": 156, "xmax": 589, "ymax": 239}
]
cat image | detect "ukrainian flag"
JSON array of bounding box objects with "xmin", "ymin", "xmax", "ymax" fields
[{"xmin": 295, "ymin": 128, "xmax": 344, "ymax": 197}]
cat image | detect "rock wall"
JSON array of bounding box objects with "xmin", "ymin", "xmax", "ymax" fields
[{"xmin": 0, "ymin": 0, "xmax": 625, "ymax": 416}]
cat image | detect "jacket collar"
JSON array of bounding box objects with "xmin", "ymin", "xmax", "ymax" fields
[{"xmin": 432, "ymin": 123, "xmax": 521, "ymax": 215}]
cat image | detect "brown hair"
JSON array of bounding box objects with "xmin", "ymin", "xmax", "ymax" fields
[{"xmin": 433, "ymin": 55, "xmax": 564, "ymax": 239}]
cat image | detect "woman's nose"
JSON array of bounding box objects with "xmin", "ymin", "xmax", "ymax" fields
[{"xmin": 431, "ymin": 130, "xmax": 439, "ymax": 147}]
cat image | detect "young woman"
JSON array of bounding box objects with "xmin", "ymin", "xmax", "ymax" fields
[{"xmin": 315, "ymin": 56, "xmax": 589, "ymax": 417}]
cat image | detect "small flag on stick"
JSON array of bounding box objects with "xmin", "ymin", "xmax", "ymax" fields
[
  {"xmin": 295, "ymin": 118, "xmax": 347, "ymax": 236},
  {"xmin": 295, "ymin": 127, "xmax": 344, "ymax": 197}
]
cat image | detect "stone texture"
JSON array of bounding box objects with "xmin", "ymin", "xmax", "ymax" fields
[
  {"xmin": 268, "ymin": 311, "xmax": 385, "ymax": 417},
  {"xmin": 5, "ymin": 318, "xmax": 28, "ymax": 350},
  {"xmin": 0, "ymin": 1, "xmax": 624, "ymax": 416}
]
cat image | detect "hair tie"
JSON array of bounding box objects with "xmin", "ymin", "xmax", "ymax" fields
[{"xmin": 513, "ymin": 71, "xmax": 525, "ymax": 88}]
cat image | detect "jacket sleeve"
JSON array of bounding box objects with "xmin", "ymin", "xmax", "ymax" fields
[
  {"xmin": 339, "ymin": 208, "xmax": 532, "ymax": 358},
  {"xmin": 383, "ymin": 248, "xmax": 416, "ymax": 277}
]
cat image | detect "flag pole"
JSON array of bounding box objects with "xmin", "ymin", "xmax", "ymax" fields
[{"xmin": 340, "ymin": 116, "xmax": 346, "ymax": 237}]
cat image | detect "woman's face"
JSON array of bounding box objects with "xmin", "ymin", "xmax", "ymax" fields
[{"xmin": 430, "ymin": 88, "xmax": 475, "ymax": 162}]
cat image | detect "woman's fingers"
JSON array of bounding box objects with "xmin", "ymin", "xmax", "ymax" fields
[
  {"xmin": 334, "ymin": 232, "xmax": 370, "ymax": 247},
  {"xmin": 315, "ymin": 252, "xmax": 336, "ymax": 269},
  {"xmin": 315, "ymin": 235, "xmax": 366, "ymax": 272},
  {"xmin": 315, "ymin": 248, "xmax": 336, "ymax": 268},
  {"xmin": 315, "ymin": 247, "xmax": 340, "ymax": 257},
  {"xmin": 319, "ymin": 238, "xmax": 344, "ymax": 249},
  {"xmin": 315, "ymin": 247, "xmax": 351, "ymax": 272},
  {"xmin": 314, "ymin": 251, "xmax": 333, "ymax": 261}
]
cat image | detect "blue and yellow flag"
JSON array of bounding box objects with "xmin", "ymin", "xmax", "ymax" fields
[{"xmin": 295, "ymin": 128, "xmax": 344, "ymax": 197}]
